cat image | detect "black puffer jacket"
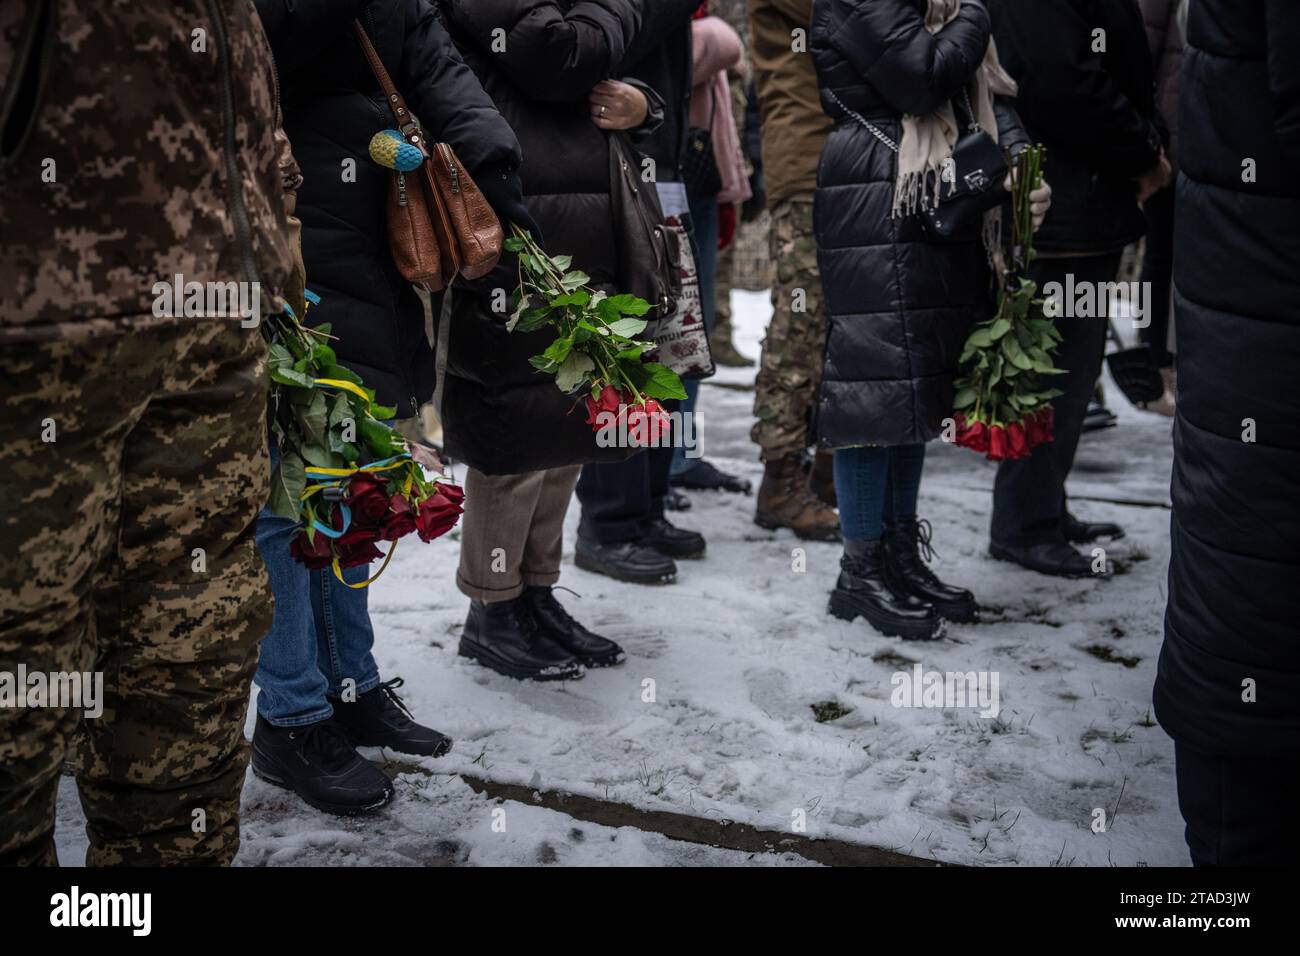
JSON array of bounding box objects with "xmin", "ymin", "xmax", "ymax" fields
[
  {"xmin": 256, "ymin": 0, "xmax": 522, "ymax": 416},
  {"xmin": 811, "ymin": 0, "xmax": 1028, "ymax": 448},
  {"xmin": 436, "ymin": 0, "xmax": 692, "ymax": 475},
  {"xmin": 989, "ymin": 0, "xmax": 1161, "ymax": 254},
  {"xmin": 1154, "ymin": 0, "xmax": 1300, "ymax": 760}
]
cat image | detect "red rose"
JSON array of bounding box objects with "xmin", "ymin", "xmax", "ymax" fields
[
  {"xmin": 625, "ymin": 398, "xmax": 671, "ymax": 446},
  {"xmin": 1006, "ymin": 421, "xmax": 1029, "ymax": 459},
  {"xmin": 988, "ymin": 425, "xmax": 1008, "ymax": 460},
  {"xmin": 289, "ymin": 529, "xmax": 334, "ymax": 570},
  {"xmin": 1027, "ymin": 406, "xmax": 1055, "ymax": 448},
  {"xmin": 584, "ymin": 385, "xmax": 624, "ymax": 430},
  {"xmin": 379, "ymin": 493, "xmax": 418, "ymax": 542},
  {"xmin": 335, "ymin": 525, "xmax": 383, "ymax": 568},
  {"xmin": 415, "ymin": 484, "xmax": 465, "ymax": 542},
  {"xmin": 954, "ymin": 415, "xmax": 989, "ymax": 454},
  {"xmin": 345, "ymin": 472, "xmax": 391, "ymax": 526}
]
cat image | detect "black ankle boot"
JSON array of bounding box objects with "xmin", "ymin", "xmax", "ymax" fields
[
  {"xmin": 328, "ymin": 677, "xmax": 452, "ymax": 758},
  {"xmin": 251, "ymin": 716, "xmax": 393, "ymax": 816},
  {"xmin": 523, "ymin": 586, "xmax": 625, "ymax": 668},
  {"xmin": 828, "ymin": 539, "xmax": 942, "ymax": 640},
  {"xmin": 459, "ymin": 597, "xmax": 585, "ymax": 681},
  {"xmin": 883, "ymin": 519, "xmax": 978, "ymax": 623}
]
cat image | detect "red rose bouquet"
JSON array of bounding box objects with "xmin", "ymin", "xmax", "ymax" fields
[
  {"xmin": 263, "ymin": 295, "xmax": 462, "ymax": 585},
  {"xmin": 503, "ymin": 226, "xmax": 685, "ymax": 442},
  {"xmin": 951, "ymin": 146, "xmax": 1064, "ymax": 461}
]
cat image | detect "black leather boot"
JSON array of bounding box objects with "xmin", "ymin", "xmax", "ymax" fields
[
  {"xmin": 251, "ymin": 715, "xmax": 393, "ymax": 816},
  {"xmin": 642, "ymin": 517, "xmax": 706, "ymax": 559},
  {"xmin": 989, "ymin": 539, "xmax": 1102, "ymax": 578},
  {"xmin": 1063, "ymin": 511, "xmax": 1125, "ymax": 544},
  {"xmin": 883, "ymin": 519, "xmax": 978, "ymax": 623},
  {"xmin": 828, "ymin": 539, "xmax": 942, "ymax": 640},
  {"xmin": 575, "ymin": 536, "xmax": 677, "ymax": 584},
  {"xmin": 459, "ymin": 597, "xmax": 585, "ymax": 681},
  {"xmin": 329, "ymin": 677, "xmax": 452, "ymax": 758},
  {"xmin": 523, "ymin": 586, "xmax": 625, "ymax": 668}
]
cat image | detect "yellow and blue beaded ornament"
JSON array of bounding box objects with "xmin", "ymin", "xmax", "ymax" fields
[{"xmin": 368, "ymin": 129, "xmax": 423, "ymax": 172}]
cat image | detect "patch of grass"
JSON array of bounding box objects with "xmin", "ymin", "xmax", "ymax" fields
[
  {"xmin": 1082, "ymin": 644, "xmax": 1142, "ymax": 668},
  {"xmin": 810, "ymin": 699, "xmax": 854, "ymax": 723},
  {"xmin": 1137, "ymin": 708, "xmax": 1157, "ymax": 728},
  {"xmin": 872, "ymin": 650, "xmax": 917, "ymax": 669}
]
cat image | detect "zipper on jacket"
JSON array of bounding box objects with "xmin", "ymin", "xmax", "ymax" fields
[{"xmin": 204, "ymin": 0, "xmax": 260, "ymax": 292}]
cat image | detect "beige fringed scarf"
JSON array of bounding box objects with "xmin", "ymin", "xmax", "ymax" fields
[{"xmin": 892, "ymin": 0, "xmax": 1019, "ymax": 222}]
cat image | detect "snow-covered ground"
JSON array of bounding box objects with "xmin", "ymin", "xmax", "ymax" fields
[{"xmin": 56, "ymin": 289, "xmax": 1183, "ymax": 867}]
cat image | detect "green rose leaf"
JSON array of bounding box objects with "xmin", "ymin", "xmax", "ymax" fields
[
  {"xmin": 268, "ymin": 451, "xmax": 306, "ymax": 520},
  {"xmin": 555, "ymin": 352, "xmax": 595, "ymax": 393}
]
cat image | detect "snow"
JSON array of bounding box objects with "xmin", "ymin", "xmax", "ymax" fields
[{"xmin": 54, "ymin": 288, "xmax": 1184, "ymax": 867}]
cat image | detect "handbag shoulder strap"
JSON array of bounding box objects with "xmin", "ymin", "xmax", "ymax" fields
[
  {"xmin": 351, "ymin": 20, "xmax": 426, "ymax": 151},
  {"xmin": 823, "ymin": 89, "xmax": 899, "ymax": 154}
]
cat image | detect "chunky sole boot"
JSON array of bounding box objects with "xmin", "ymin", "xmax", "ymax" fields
[
  {"xmin": 828, "ymin": 539, "xmax": 943, "ymax": 640},
  {"xmin": 884, "ymin": 519, "xmax": 979, "ymax": 623},
  {"xmin": 828, "ymin": 588, "xmax": 944, "ymax": 640}
]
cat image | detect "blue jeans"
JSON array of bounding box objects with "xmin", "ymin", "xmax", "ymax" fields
[
  {"xmin": 254, "ymin": 443, "xmax": 379, "ymax": 726},
  {"xmin": 673, "ymin": 196, "xmax": 719, "ymax": 477},
  {"xmin": 833, "ymin": 444, "xmax": 926, "ymax": 542}
]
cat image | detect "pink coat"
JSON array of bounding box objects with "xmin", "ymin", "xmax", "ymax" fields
[{"xmin": 689, "ymin": 16, "xmax": 752, "ymax": 205}]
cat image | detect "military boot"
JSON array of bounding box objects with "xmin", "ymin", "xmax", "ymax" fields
[{"xmin": 754, "ymin": 453, "xmax": 841, "ymax": 541}]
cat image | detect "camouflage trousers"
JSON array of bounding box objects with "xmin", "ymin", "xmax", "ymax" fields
[
  {"xmin": 750, "ymin": 198, "xmax": 830, "ymax": 461},
  {"xmin": 0, "ymin": 321, "xmax": 271, "ymax": 866}
]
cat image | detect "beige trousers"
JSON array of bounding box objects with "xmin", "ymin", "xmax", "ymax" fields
[{"xmin": 456, "ymin": 465, "xmax": 581, "ymax": 603}]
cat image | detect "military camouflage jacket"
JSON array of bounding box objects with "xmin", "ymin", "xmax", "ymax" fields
[{"xmin": 0, "ymin": 0, "xmax": 296, "ymax": 341}]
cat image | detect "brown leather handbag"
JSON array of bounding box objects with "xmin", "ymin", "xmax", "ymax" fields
[{"xmin": 352, "ymin": 21, "xmax": 503, "ymax": 291}]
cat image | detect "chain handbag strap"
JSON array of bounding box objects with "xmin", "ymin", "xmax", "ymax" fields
[
  {"xmin": 825, "ymin": 87, "xmax": 985, "ymax": 149},
  {"xmin": 824, "ymin": 88, "xmax": 899, "ymax": 153}
]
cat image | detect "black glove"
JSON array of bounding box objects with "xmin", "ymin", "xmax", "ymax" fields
[{"xmin": 476, "ymin": 161, "xmax": 542, "ymax": 246}]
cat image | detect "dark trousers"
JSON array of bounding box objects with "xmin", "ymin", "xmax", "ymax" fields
[
  {"xmin": 576, "ymin": 443, "xmax": 675, "ymax": 544},
  {"xmin": 991, "ymin": 253, "xmax": 1122, "ymax": 547},
  {"xmin": 1140, "ymin": 184, "xmax": 1175, "ymax": 366},
  {"xmin": 1175, "ymin": 742, "xmax": 1300, "ymax": 866}
]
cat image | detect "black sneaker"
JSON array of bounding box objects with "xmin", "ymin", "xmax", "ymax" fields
[
  {"xmin": 575, "ymin": 536, "xmax": 677, "ymax": 585},
  {"xmin": 642, "ymin": 518, "xmax": 706, "ymax": 559},
  {"xmin": 459, "ymin": 597, "xmax": 585, "ymax": 681},
  {"xmin": 670, "ymin": 458, "xmax": 753, "ymax": 495},
  {"xmin": 522, "ymin": 586, "xmax": 625, "ymax": 668},
  {"xmin": 328, "ymin": 677, "xmax": 452, "ymax": 758},
  {"xmin": 251, "ymin": 715, "xmax": 394, "ymax": 816}
]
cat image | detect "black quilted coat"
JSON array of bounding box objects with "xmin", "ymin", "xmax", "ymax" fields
[
  {"xmin": 256, "ymin": 0, "xmax": 522, "ymax": 416},
  {"xmin": 436, "ymin": 0, "xmax": 694, "ymax": 474},
  {"xmin": 1154, "ymin": 0, "xmax": 1300, "ymax": 760},
  {"xmin": 810, "ymin": 0, "xmax": 1028, "ymax": 448}
]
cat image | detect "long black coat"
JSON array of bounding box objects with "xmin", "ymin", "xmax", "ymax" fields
[
  {"xmin": 257, "ymin": 0, "xmax": 521, "ymax": 416},
  {"xmin": 1154, "ymin": 0, "xmax": 1300, "ymax": 760},
  {"xmin": 990, "ymin": 0, "xmax": 1162, "ymax": 254},
  {"xmin": 436, "ymin": 0, "xmax": 694, "ymax": 475},
  {"xmin": 811, "ymin": 0, "xmax": 1028, "ymax": 448}
]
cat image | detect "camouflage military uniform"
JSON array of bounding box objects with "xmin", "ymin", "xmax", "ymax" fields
[
  {"xmin": 0, "ymin": 1, "xmax": 293, "ymax": 865},
  {"xmin": 750, "ymin": 198, "xmax": 828, "ymax": 459}
]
